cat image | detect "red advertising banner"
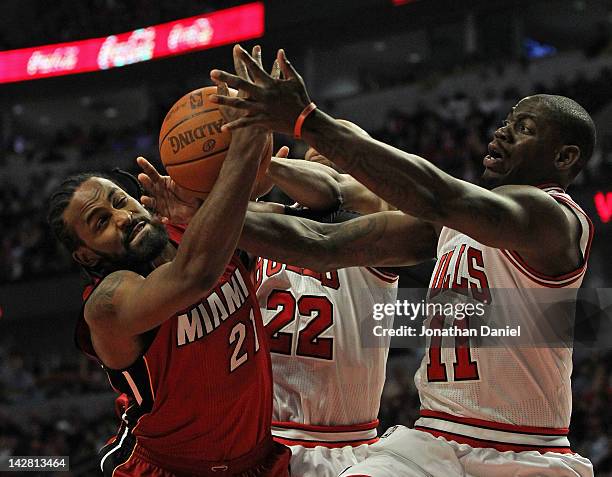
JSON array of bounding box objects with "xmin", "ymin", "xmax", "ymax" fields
[
  {"xmin": 0, "ymin": 2, "xmax": 264, "ymax": 84},
  {"xmin": 594, "ymin": 191, "xmax": 612, "ymax": 223}
]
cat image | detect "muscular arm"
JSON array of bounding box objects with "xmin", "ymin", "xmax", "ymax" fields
[
  {"xmin": 211, "ymin": 48, "xmax": 579, "ymax": 275},
  {"xmin": 209, "ymin": 50, "xmax": 576, "ymax": 273},
  {"xmin": 239, "ymin": 210, "xmax": 438, "ymax": 272},
  {"xmin": 86, "ymin": 130, "xmax": 268, "ymax": 338},
  {"xmin": 267, "ymin": 157, "xmax": 391, "ymax": 213},
  {"xmin": 301, "ymin": 111, "xmax": 575, "ymax": 258}
]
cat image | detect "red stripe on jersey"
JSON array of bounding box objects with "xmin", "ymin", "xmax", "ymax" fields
[
  {"xmin": 415, "ymin": 427, "xmax": 574, "ymax": 454},
  {"xmin": 500, "ymin": 193, "xmax": 593, "ymax": 288},
  {"xmin": 419, "ymin": 410, "xmax": 569, "ymax": 435},
  {"xmin": 505, "ymin": 249, "xmax": 585, "ymax": 281},
  {"xmin": 550, "ymin": 194, "xmax": 595, "ymax": 261},
  {"xmin": 500, "ymin": 250, "xmax": 585, "ymax": 288},
  {"xmin": 364, "ymin": 267, "xmax": 399, "ymax": 283},
  {"xmin": 273, "ymin": 436, "xmax": 379, "ymax": 449},
  {"xmin": 272, "ymin": 420, "xmax": 379, "ymax": 433},
  {"xmin": 536, "ymin": 183, "xmax": 565, "ymax": 192}
]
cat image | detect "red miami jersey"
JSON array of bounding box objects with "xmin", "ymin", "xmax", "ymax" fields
[
  {"xmin": 77, "ymin": 224, "xmax": 274, "ymax": 472},
  {"xmin": 413, "ymin": 185, "xmax": 594, "ymax": 453}
]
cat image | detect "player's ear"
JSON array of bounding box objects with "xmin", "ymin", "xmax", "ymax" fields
[
  {"xmin": 73, "ymin": 246, "xmax": 101, "ymax": 268},
  {"xmin": 555, "ymin": 145, "xmax": 581, "ymax": 172}
]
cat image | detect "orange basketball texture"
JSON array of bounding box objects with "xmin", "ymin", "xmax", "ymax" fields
[{"xmin": 159, "ymin": 86, "xmax": 272, "ymax": 199}]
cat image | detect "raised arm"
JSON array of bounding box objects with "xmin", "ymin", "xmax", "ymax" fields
[
  {"xmin": 86, "ymin": 46, "xmax": 268, "ymax": 339},
  {"xmin": 299, "ymin": 117, "xmax": 573, "ymax": 251},
  {"xmin": 239, "ymin": 210, "xmax": 438, "ymax": 272},
  {"xmin": 210, "ymin": 47, "xmax": 578, "ymax": 264},
  {"xmin": 87, "ymin": 128, "xmax": 268, "ymax": 338}
]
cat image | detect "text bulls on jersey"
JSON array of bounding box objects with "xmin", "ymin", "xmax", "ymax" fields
[
  {"xmin": 430, "ymin": 244, "xmax": 491, "ymax": 304},
  {"xmin": 253, "ymin": 257, "xmax": 340, "ymax": 290}
]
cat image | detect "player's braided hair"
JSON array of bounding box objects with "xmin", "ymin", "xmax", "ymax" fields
[
  {"xmin": 47, "ymin": 169, "xmax": 143, "ymax": 253},
  {"xmin": 48, "ymin": 172, "xmax": 107, "ymax": 253}
]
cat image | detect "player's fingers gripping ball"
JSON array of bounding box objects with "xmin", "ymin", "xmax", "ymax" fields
[{"xmin": 159, "ymin": 86, "xmax": 272, "ymax": 199}]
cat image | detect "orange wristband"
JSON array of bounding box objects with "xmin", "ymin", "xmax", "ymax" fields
[{"xmin": 293, "ymin": 102, "xmax": 317, "ymax": 139}]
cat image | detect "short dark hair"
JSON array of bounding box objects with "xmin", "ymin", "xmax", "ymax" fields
[
  {"xmin": 531, "ymin": 94, "xmax": 596, "ymax": 171},
  {"xmin": 47, "ymin": 172, "xmax": 127, "ymax": 253}
]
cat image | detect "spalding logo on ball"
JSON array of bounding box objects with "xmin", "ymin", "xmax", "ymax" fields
[{"xmin": 159, "ymin": 86, "xmax": 272, "ymax": 199}]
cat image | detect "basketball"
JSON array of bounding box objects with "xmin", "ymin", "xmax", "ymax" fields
[{"xmin": 159, "ymin": 86, "xmax": 272, "ymax": 199}]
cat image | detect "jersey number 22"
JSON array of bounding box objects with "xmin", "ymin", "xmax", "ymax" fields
[{"xmin": 265, "ymin": 290, "xmax": 334, "ymax": 360}]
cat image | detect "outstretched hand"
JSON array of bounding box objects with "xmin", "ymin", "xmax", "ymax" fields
[
  {"xmin": 209, "ymin": 46, "xmax": 312, "ymax": 135},
  {"xmin": 215, "ymin": 44, "xmax": 262, "ymax": 127},
  {"xmin": 136, "ymin": 156, "xmax": 201, "ymax": 225}
]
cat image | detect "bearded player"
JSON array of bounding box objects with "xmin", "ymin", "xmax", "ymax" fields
[
  {"xmin": 139, "ymin": 131, "xmax": 400, "ymax": 477},
  {"xmin": 211, "ymin": 46, "xmax": 595, "ymax": 476},
  {"xmin": 46, "ymin": 46, "xmax": 291, "ymax": 477}
]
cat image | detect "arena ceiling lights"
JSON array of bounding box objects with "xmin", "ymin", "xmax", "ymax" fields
[{"xmin": 0, "ymin": 2, "xmax": 264, "ymax": 84}]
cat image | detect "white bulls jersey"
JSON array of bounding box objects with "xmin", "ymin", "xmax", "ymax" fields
[
  {"xmin": 412, "ymin": 185, "xmax": 594, "ymax": 454},
  {"xmin": 252, "ymin": 258, "xmax": 398, "ymax": 448}
]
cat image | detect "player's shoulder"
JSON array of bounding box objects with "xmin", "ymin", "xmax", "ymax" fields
[
  {"xmin": 491, "ymin": 184, "xmax": 559, "ymax": 201},
  {"xmin": 497, "ymin": 183, "xmax": 582, "ymax": 211},
  {"xmin": 85, "ymin": 270, "xmax": 142, "ymax": 325},
  {"xmin": 494, "ymin": 184, "xmax": 585, "ymax": 255},
  {"xmin": 492, "ymin": 184, "xmax": 571, "ymax": 218}
]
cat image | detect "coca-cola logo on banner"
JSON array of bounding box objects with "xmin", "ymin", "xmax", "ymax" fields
[
  {"xmin": 27, "ymin": 47, "xmax": 79, "ymax": 75},
  {"xmin": 168, "ymin": 18, "xmax": 214, "ymax": 51},
  {"xmin": 97, "ymin": 28, "xmax": 156, "ymax": 70},
  {"xmin": 0, "ymin": 2, "xmax": 263, "ymax": 84}
]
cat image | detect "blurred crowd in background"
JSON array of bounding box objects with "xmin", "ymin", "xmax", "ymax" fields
[
  {"xmin": 1, "ymin": 1, "xmax": 612, "ymax": 475},
  {"xmin": 0, "ymin": 0, "xmax": 234, "ymax": 51}
]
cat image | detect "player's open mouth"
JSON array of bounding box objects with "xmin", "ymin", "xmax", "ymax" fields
[
  {"xmin": 129, "ymin": 221, "xmax": 146, "ymax": 243},
  {"xmin": 483, "ymin": 142, "xmax": 506, "ymax": 170}
]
